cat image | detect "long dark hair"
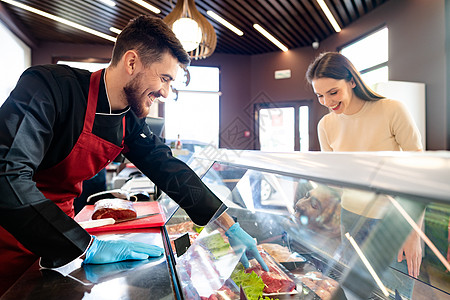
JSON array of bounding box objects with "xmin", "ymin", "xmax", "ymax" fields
[
  {"xmin": 306, "ymin": 52, "xmax": 384, "ymax": 101},
  {"xmin": 110, "ymin": 15, "xmax": 190, "ymax": 68}
]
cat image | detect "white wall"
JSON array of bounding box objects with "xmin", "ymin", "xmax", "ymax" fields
[
  {"xmin": 373, "ymin": 81, "xmax": 427, "ymax": 149},
  {"xmin": 0, "ymin": 20, "xmax": 30, "ymax": 106}
]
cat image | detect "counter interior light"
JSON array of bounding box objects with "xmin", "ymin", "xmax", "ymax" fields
[
  {"xmin": 1, "ymin": 0, "xmax": 116, "ymax": 42},
  {"xmin": 253, "ymin": 24, "xmax": 288, "ymax": 52},
  {"xmin": 345, "ymin": 232, "xmax": 389, "ymax": 297}
]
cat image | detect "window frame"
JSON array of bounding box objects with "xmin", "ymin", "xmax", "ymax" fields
[
  {"xmin": 254, "ymin": 100, "xmax": 313, "ymax": 151},
  {"xmin": 338, "ymin": 25, "xmax": 388, "ymax": 78},
  {"xmin": 163, "ymin": 65, "xmax": 221, "ymax": 147}
]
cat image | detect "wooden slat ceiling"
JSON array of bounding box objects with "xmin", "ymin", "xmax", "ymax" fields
[{"xmin": 0, "ymin": 0, "xmax": 389, "ymax": 55}]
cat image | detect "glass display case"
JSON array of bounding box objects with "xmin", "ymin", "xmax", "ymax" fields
[
  {"xmin": 2, "ymin": 150, "xmax": 449, "ymax": 300},
  {"xmin": 164, "ymin": 150, "xmax": 450, "ymax": 300}
]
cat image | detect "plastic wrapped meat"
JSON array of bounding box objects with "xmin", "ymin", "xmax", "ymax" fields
[
  {"xmin": 245, "ymin": 251, "xmax": 296, "ymax": 294},
  {"xmin": 167, "ymin": 221, "xmax": 196, "ymax": 235},
  {"xmin": 258, "ymin": 243, "xmax": 305, "ymax": 263},
  {"xmin": 91, "ymin": 198, "xmax": 137, "ymax": 221},
  {"xmin": 297, "ymin": 271, "xmax": 339, "ymax": 300}
]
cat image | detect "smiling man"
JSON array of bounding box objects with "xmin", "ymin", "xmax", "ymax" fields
[{"xmin": 0, "ymin": 15, "xmax": 267, "ymax": 295}]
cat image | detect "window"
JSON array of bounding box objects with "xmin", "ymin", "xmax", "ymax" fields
[
  {"xmin": 299, "ymin": 106, "xmax": 309, "ymax": 151},
  {"xmin": 0, "ymin": 21, "xmax": 31, "ymax": 106},
  {"xmin": 255, "ymin": 101, "xmax": 311, "ymax": 152},
  {"xmin": 340, "ymin": 27, "xmax": 388, "ymax": 86},
  {"xmin": 259, "ymin": 107, "xmax": 295, "ymax": 151},
  {"xmin": 164, "ymin": 66, "xmax": 220, "ymax": 147}
]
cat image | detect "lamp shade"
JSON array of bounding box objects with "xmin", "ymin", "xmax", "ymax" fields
[
  {"xmin": 172, "ymin": 17, "xmax": 202, "ymax": 52},
  {"xmin": 164, "ymin": 0, "xmax": 216, "ymax": 60}
]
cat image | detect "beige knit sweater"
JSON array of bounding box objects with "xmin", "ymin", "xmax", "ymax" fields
[{"xmin": 318, "ymin": 98, "xmax": 423, "ymax": 152}]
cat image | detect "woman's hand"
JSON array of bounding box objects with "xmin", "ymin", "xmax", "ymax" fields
[{"xmin": 398, "ymin": 231, "xmax": 422, "ymax": 278}]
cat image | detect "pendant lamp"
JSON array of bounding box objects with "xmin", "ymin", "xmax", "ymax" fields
[{"xmin": 164, "ymin": 0, "xmax": 217, "ymax": 60}]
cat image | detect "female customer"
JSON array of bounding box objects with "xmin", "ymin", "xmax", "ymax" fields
[
  {"xmin": 306, "ymin": 52, "xmax": 423, "ymax": 298},
  {"xmin": 307, "ymin": 52, "xmax": 422, "ymax": 152}
]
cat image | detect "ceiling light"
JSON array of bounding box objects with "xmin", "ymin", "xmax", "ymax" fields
[
  {"xmin": 109, "ymin": 27, "xmax": 122, "ymax": 35},
  {"xmin": 253, "ymin": 24, "xmax": 288, "ymax": 52},
  {"xmin": 172, "ymin": 18, "xmax": 202, "ymax": 52},
  {"xmin": 1, "ymin": 0, "xmax": 116, "ymax": 42},
  {"xmin": 316, "ymin": 0, "xmax": 341, "ymax": 33},
  {"xmin": 164, "ymin": 0, "xmax": 217, "ymax": 60},
  {"xmin": 131, "ymin": 0, "xmax": 161, "ymax": 14},
  {"xmin": 98, "ymin": 0, "xmax": 116, "ymax": 7},
  {"xmin": 206, "ymin": 11, "xmax": 243, "ymax": 36}
]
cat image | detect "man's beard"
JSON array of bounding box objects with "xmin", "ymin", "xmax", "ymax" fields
[{"xmin": 123, "ymin": 72, "xmax": 148, "ymax": 118}]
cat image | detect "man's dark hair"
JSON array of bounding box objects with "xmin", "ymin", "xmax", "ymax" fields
[{"xmin": 110, "ymin": 15, "xmax": 190, "ymax": 68}]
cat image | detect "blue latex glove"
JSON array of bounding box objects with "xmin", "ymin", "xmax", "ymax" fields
[
  {"xmin": 225, "ymin": 223, "xmax": 269, "ymax": 272},
  {"xmin": 83, "ymin": 236, "xmax": 164, "ymax": 264}
]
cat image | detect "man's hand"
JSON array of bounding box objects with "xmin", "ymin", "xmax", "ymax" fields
[
  {"xmin": 225, "ymin": 222, "xmax": 269, "ymax": 271},
  {"xmin": 397, "ymin": 231, "xmax": 422, "ymax": 278},
  {"xmin": 83, "ymin": 236, "xmax": 163, "ymax": 264}
]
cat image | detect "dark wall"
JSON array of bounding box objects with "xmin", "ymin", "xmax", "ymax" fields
[
  {"xmin": 32, "ymin": 42, "xmax": 113, "ymax": 65},
  {"xmin": 191, "ymin": 54, "xmax": 252, "ymax": 150},
  {"xmin": 249, "ymin": 46, "xmax": 326, "ymax": 151}
]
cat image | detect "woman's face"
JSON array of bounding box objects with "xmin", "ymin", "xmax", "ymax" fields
[{"xmin": 312, "ymin": 77, "xmax": 359, "ymax": 115}]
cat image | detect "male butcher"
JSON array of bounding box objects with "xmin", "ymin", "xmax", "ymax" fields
[{"xmin": 0, "ymin": 15, "xmax": 267, "ymax": 295}]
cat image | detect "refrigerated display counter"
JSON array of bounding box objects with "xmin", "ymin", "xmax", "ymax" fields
[
  {"xmin": 170, "ymin": 150, "xmax": 450, "ymax": 300},
  {"xmin": 2, "ymin": 150, "xmax": 449, "ymax": 300}
]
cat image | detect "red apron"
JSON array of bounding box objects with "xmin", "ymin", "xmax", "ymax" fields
[{"xmin": 0, "ymin": 69, "xmax": 125, "ymax": 295}]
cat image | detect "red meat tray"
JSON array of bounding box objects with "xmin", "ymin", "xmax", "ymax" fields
[{"xmin": 74, "ymin": 201, "xmax": 166, "ymax": 233}]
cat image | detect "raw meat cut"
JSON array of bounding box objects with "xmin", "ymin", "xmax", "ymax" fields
[
  {"xmin": 245, "ymin": 251, "xmax": 296, "ymax": 294},
  {"xmin": 297, "ymin": 270, "xmax": 339, "ymax": 299},
  {"xmin": 91, "ymin": 198, "xmax": 137, "ymax": 221}
]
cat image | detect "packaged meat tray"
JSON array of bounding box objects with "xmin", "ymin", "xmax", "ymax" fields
[
  {"xmin": 296, "ymin": 271, "xmax": 340, "ymax": 300},
  {"xmin": 245, "ymin": 250, "xmax": 298, "ymax": 295},
  {"xmin": 166, "ymin": 221, "xmax": 199, "ymax": 235},
  {"xmin": 258, "ymin": 243, "xmax": 307, "ymax": 270}
]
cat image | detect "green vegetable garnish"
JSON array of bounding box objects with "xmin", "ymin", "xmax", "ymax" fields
[
  {"xmin": 201, "ymin": 232, "xmax": 231, "ymax": 259},
  {"xmin": 230, "ymin": 266, "xmax": 278, "ymax": 300},
  {"xmin": 193, "ymin": 224, "xmax": 204, "ymax": 233}
]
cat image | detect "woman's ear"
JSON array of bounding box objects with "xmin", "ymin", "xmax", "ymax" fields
[{"xmin": 350, "ymin": 77, "xmax": 356, "ymax": 88}]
